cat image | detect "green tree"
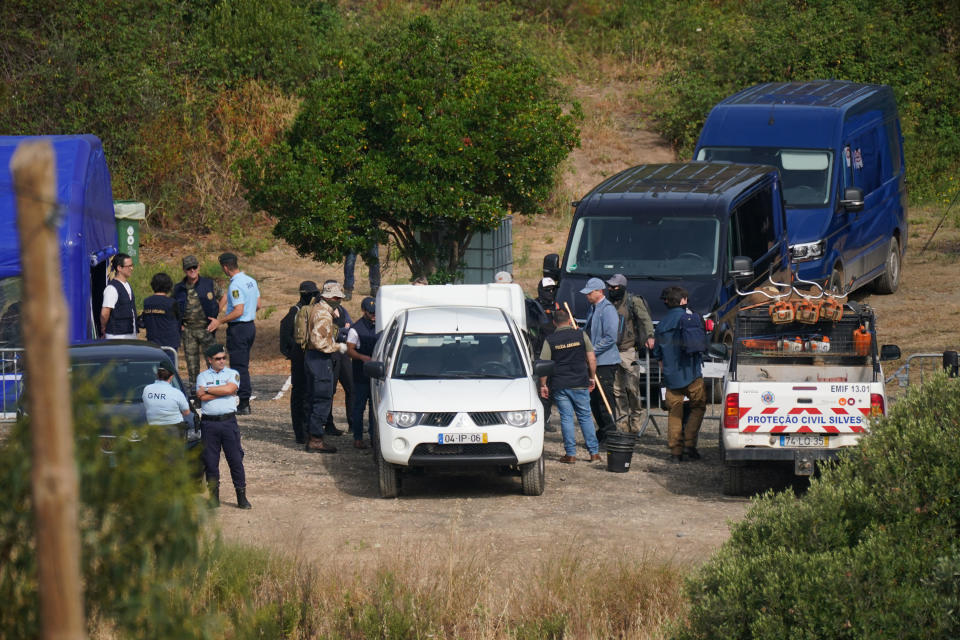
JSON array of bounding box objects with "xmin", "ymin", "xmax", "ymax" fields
[{"xmin": 238, "ymin": 5, "xmax": 581, "ymax": 280}]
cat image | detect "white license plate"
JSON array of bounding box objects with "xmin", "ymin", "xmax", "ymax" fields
[
  {"xmin": 438, "ymin": 433, "xmax": 487, "ymax": 444},
  {"xmin": 780, "ymin": 435, "xmax": 827, "ymax": 447}
]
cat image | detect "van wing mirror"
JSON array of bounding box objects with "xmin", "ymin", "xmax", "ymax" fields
[
  {"xmin": 364, "ymin": 360, "xmax": 386, "ymax": 379},
  {"xmin": 708, "ymin": 342, "xmax": 729, "ymax": 360},
  {"xmin": 840, "ymin": 187, "xmax": 864, "ymax": 212},
  {"xmin": 532, "ymin": 359, "xmax": 555, "ymax": 378},
  {"xmin": 730, "ymin": 256, "xmax": 754, "ymax": 282},
  {"xmin": 542, "ymin": 254, "xmax": 561, "ymax": 281},
  {"xmin": 879, "ymin": 344, "xmax": 900, "ymax": 362}
]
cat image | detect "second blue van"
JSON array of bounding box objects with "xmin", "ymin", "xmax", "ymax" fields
[{"xmin": 694, "ymin": 80, "xmax": 907, "ymax": 294}]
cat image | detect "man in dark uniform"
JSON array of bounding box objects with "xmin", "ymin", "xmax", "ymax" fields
[
  {"xmin": 539, "ymin": 309, "xmax": 601, "ymax": 463},
  {"xmin": 173, "ymin": 255, "xmax": 223, "ymax": 390},
  {"xmin": 141, "ymin": 272, "xmax": 181, "ymax": 350},
  {"xmin": 197, "ymin": 343, "xmax": 251, "ymax": 508},
  {"xmin": 532, "ymin": 276, "xmax": 561, "ymax": 431},
  {"xmin": 207, "ymin": 253, "xmax": 260, "ymax": 415},
  {"xmin": 322, "ymin": 278, "xmax": 353, "ymax": 437},
  {"xmin": 345, "ymin": 296, "xmax": 378, "ymax": 448},
  {"xmin": 279, "ymin": 280, "xmax": 317, "ymax": 444}
]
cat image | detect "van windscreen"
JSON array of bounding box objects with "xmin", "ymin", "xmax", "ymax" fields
[
  {"xmin": 696, "ymin": 146, "xmax": 833, "ymax": 208},
  {"xmin": 565, "ymin": 215, "xmax": 719, "ymax": 277}
]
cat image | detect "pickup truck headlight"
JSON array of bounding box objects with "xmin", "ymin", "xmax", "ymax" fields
[
  {"xmin": 504, "ymin": 410, "xmax": 537, "ymax": 427},
  {"xmin": 789, "ymin": 240, "xmax": 825, "ymax": 262},
  {"xmin": 386, "ymin": 411, "xmax": 421, "ymax": 428}
]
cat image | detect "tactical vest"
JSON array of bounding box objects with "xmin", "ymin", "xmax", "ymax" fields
[
  {"xmin": 545, "ymin": 328, "xmax": 590, "ymax": 390},
  {"xmin": 173, "ymin": 276, "xmax": 219, "ymax": 325},
  {"xmin": 351, "ymin": 315, "xmax": 379, "ymax": 380},
  {"xmin": 141, "ymin": 294, "xmax": 180, "ymax": 349},
  {"xmin": 105, "ymin": 279, "xmax": 136, "ymax": 335}
]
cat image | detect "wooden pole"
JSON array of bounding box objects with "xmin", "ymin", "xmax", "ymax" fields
[
  {"xmin": 564, "ymin": 301, "xmax": 615, "ymax": 417},
  {"xmin": 13, "ymin": 139, "xmax": 86, "ymax": 639}
]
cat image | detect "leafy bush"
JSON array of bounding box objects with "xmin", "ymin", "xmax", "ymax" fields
[
  {"xmin": 0, "ymin": 383, "xmax": 214, "ymax": 638},
  {"xmin": 674, "ymin": 375, "xmax": 960, "ymax": 639}
]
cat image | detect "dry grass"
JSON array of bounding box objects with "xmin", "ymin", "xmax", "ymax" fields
[{"xmin": 187, "ymin": 537, "xmax": 688, "ymax": 639}]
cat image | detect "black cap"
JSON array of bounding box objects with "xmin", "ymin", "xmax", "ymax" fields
[
  {"xmin": 361, "ymin": 297, "xmax": 376, "ymax": 313},
  {"xmin": 156, "ymin": 363, "xmax": 173, "ymax": 374},
  {"xmin": 204, "ymin": 343, "xmax": 226, "ymax": 358},
  {"xmin": 299, "ymin": 280, "xmax": 318, "ymax": 294}
]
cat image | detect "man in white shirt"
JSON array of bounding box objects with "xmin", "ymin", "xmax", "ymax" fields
[{"xmin": 101, "ymin": 252, "xmax": 138, "ymax": 339}]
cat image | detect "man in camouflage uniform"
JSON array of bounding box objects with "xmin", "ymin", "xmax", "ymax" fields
[
  {"xmin": 606, "ymin": 274, "xmax": 655, "ymax": 433},
  {"xmin": 303, "ymin": 281, "xmax": 347, "ymax": 453},
  {"xmin": 173, "ymin": 255, "xmax": 224, "ymax": 391}
]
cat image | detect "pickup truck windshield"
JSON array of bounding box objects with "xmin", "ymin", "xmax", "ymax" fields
[
  {"xmin": 565, "ymin": 214, "xmax": 720, "ymax": 277},
  {"xmin": 696, "ymin": 146, "xmax": 833, "ymax": 208},
  {"xmin": 393, "ymin": 333, "xmax": 525, "ymax": 379}
]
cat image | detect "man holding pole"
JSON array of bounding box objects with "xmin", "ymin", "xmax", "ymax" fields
[{"xmin": 580, "ymin": 277, "xmax": 619, "ymax": 443}]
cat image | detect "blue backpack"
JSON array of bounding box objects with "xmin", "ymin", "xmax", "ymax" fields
[{"xmin": 678, "ymin": 309, "xmax": 708, "ymax": 355}]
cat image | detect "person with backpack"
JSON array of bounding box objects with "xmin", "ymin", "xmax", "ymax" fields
[
  {"xmin": 302, "ymin": 281, "xmax": 348, "ymax": 453},
  {"xmin": 652, "ymin": 285, "xmax": 707, "ymax": 463},
  {"xmin": 279, "ymin": 280, "xmax": 318, "ymax": 444},
  {"xmin": 606, "ymin": 274, "xmax": 654, "ymax": 433}
]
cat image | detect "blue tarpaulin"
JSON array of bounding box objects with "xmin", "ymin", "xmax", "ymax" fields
[{"xmin": 0, "ymin": 135, "xmax": 118, "ymax": 344}]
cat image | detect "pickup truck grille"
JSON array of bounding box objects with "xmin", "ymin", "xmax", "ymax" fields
[
  {"xmin": 420, "ymin": 412, "xmax": 455, "ymax": 427},
  {"xmin": 469, "ymin": 412, "xmax": 501, "ymax": 426}
]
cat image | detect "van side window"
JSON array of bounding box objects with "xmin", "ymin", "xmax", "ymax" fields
[
  {"xmin": 732, "ymin": 186, "xmax": 776, "ymax": 263},
  {"xmin": 848, "ymin": 129, "xmax": 882, "ymax": 194}
]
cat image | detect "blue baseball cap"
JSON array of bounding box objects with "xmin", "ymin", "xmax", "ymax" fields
[{"xmin": 579, "ymin": 277, "xmax": 606, "ymax": 294}]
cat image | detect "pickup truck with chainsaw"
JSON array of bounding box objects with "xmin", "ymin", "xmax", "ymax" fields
[{"xmin": 718, "ymin": 266, "xmax": 900, "ymax": 495}]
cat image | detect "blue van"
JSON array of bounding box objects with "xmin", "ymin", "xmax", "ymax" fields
[
  {"xmin": 546, "ymin": 162, "xmax": 790, "ymax": 339},
  {"xmin": 694, "ymin": 80, "xmax": 907, "ymax": 294}
]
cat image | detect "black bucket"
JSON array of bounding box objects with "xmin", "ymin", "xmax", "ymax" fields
[{"xmin": 604, "ymin": 431, "xmax": 637, "ymax": 473}]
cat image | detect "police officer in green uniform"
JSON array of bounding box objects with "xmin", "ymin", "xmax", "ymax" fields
[{"xmin": 173, "ymin": 255, "xmax": 224, "ymax": 391}]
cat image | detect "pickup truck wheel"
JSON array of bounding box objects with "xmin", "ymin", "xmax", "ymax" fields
[
  {"xmin": 376, "ymin": 449, "xmax": 401, "ymax": 498},
  {"xmin": 722, "ymin": 463, "xmax": 746, "ymax": 496},
  {"xmin": 872, "ymin": 237, "xmax": 901, "ymax": 294},
  {"xmin": 520, "ymin": 454, "xmax": 545, "ymax": 496}
]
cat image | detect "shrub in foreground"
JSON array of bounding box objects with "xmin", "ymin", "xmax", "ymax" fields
[{"xmin": 675, "ymin": 375, "xmax": 960, "ymax": 639}]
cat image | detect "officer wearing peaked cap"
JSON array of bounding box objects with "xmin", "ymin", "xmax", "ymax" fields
[{"xmin": 197, "ymin": 343, "xmax": 251, "ymax": 509}]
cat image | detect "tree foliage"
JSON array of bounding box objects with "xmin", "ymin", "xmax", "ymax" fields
[
  {"xmin": 238, "ymin": 5, "xmax": 581, "ymax": 279},
  {"xmin": 674, "ymin": 375, "xmax": 960, "ymax": 639}
]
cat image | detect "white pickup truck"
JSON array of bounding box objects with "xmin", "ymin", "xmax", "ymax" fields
[
  {"xmin": 719, "ymin": 302, "xmax": 900, "ymax": 495},
  {"xmin": 364, "ymin": 284, "xmax": 553, "ymax": 498}
]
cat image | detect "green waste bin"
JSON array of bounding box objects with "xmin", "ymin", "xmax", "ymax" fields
[{"xmin": 114, "ymin": 201, "xmax": 146, "ymax": 265}]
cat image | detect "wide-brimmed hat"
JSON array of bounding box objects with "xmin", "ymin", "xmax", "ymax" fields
[{"xmin": 321, "ymin": 281, "xmax": 345, "ymax": 298}]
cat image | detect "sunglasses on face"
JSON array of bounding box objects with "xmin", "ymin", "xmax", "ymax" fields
[{"xmin": 211, "ymin": 356, "xmax": 227, "ymax": 361}]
